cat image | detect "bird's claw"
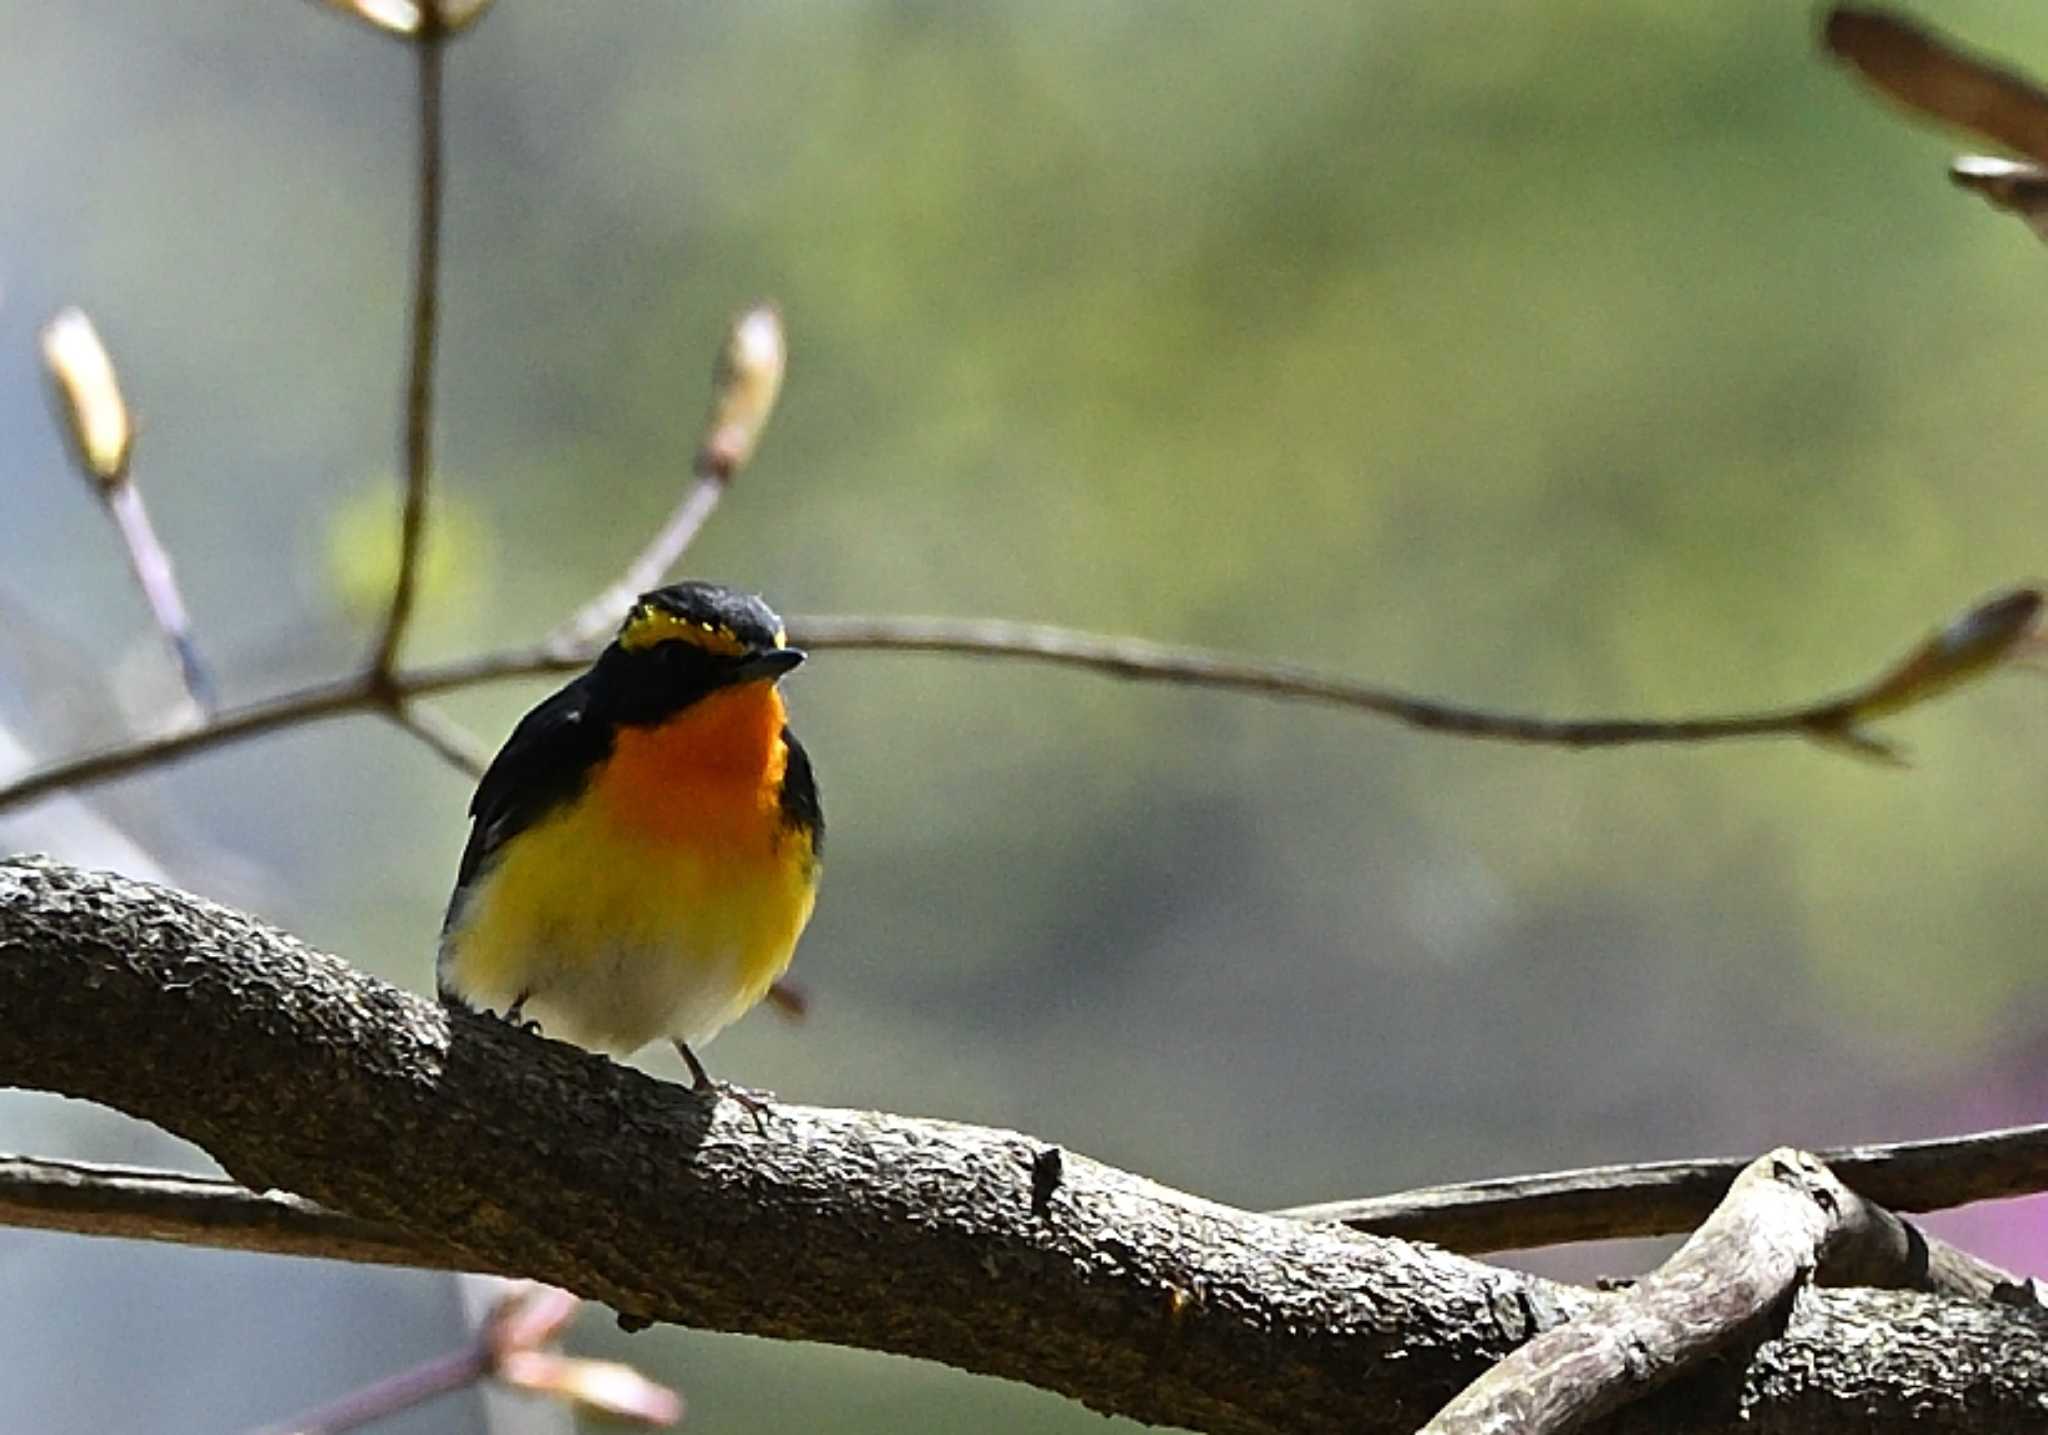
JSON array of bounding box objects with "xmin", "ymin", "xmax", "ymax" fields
[{"xmin": 704, "ymin": 1080, "xmax": 776, "ymax": 1133}]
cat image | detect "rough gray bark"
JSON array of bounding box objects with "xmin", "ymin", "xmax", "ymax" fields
[
  {"xmin": 1, "ymin": 857, "xmax": 2045, "ymax": 1435},
  {"xmin": 1419, "ymin": 1149, "xmax": 2028, "ymax": 1435}
]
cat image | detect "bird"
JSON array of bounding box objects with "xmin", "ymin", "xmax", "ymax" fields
[{"xmin": 437, "ymin": 580, "xmax": 822, "ymax": 1098}]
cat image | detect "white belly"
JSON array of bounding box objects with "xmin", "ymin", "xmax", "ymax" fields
[{"xmin": 509, "ymin": 939, "xmax": 755, "ymax": 1055}]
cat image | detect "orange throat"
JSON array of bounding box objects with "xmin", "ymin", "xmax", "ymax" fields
[{"xmin": 595, "ymin": 681, "xmax": 791, "ymax": 848}]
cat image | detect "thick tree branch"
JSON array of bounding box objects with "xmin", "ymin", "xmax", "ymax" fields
[
  {"xmin": 1, "ymin": 860, "xmax": 2046, "ymax": 1434},
  {"xmin": 4, "ymin": 1124, "xmax": 2027, "ymax": 1304},
  {"xmin": 1420, "ymin": 1150, "xmax": 2017, "ymax": 1435}
]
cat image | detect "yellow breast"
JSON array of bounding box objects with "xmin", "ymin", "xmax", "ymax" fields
[{"xmin": 441, "ymin": 684, "xmax": 818, "ymax": 1054}]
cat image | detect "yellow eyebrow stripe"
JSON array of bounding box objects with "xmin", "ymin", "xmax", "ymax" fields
[{"xmin": 619, "ymin": 605, "xmax": 748, "ymax": 656}]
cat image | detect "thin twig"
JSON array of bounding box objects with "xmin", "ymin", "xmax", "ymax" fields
[
  {"xmin": 367, "ymin": 16, "xmax": 446, "ymax": 680},
  {"xmin": 0, "ymin": 1153, "xmax": 471, "ymax": 1270},
  {"xmin": 547, "ymin": 302, "xmax": 787, "ymax": 650},
  {"xmin": 381, "ymin": 699, "xmax": 488, "ymax": 776},
  {"xmin": 1825, "ymin": 7, "xmax": 2048, "ymax": 168},
  {"xmin": 0, "ymin": 672, "xmax": 383, "ymax": 813},
  {"xmin": 549, "ymin": 475, "xmax": 728, "ymax": 650},
  {"xmin": 0, "ymin": 588, "xmax": 2039, "ymax": 816},
  {"xmin": 247, "ymin": 1278, "xmax": 676, "ymax": 1434},
  {"xmin": 103, "ymin": 482, "xmax": 215, "ymax": 712},
  {"xmin": 1273, "ymin": 1121, "xmax": 2048, "ymax": 1252},
  {"xmin": 251, "ymin": 1344, "xmax": 486, "ymax": 1435},
  {"xmin": 790, "ymin": 614, "xmax": 1847, "ymax": 744},
  {"xmin": 40, "ymin": 307, "xmax": 216, "ymax": 712}
]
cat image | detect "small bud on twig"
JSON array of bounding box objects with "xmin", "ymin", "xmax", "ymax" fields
[
  {"xmin": 40, "ymin": 308, "xmax": 133, "ymax": 490},
  {"xmin": 1950, "ymin": 155, "xmax": 2048, "ymax": 241},
  {"xmin": 497, "ymin": 1352, "xmax": 685, "ymax": 1426},
  {"xmin": 547, "ymin": 302, "xmax": 791, "ymax": 652},
  {"xmin": 318, "ymin": 0, "xmax": 495, "ymax": 39},
  {"xmin": 694, "ymin": 302, "xmax": 786, "ymax": 482},
  {"xmin": 40, "ymin": 306, "xmax": 216, "ymax": 712},
  {"xmin": 482, "ymin": 1281, "xmax": 582, "ymax": 1360},
  {"xmin": 1824, "ymin": 7, "xmax": 2048, "ymax": 167},
  {"xmin": 1842, "ymin": 587, "xmax": 2043, "ymax": 722},
  {"xmin": 483, "ymin": 1283, "xmax": 683, "ymax": 1426},
  {"xmin": 1795, "ymin": 586, "xmax": 2044, "ymax": 762}
]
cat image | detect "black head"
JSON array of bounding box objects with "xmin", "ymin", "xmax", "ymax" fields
[{"xmin": 597, "ymin": 581, "xmax": 803, "ymax": 725}]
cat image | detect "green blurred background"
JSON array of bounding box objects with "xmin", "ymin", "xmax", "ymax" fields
[{"xmin": 5, "ymin": 1, "xmax": 2048, "ymax": 1430}]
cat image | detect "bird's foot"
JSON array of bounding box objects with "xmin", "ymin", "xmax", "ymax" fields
[
  {"xmin": 500, "ymin": 992, "xmax": 544, "ymax": 1036},
  {"xmin": 440, "ymin": 989, "xmax": 543, "ymax": 1036},
  {"xmin": 673, "ymin": 1040, "xmax": 775, "ymax": 1132},
  {"xmin": 710, "ymin": 1082, "xmax": 776, "ymax": 1133}
]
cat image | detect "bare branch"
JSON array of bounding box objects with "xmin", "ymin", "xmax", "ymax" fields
[
  {"xmin": 1273, "ymin": 1125, "xmax": 2048, "ymax": 1255},
  {"xmin": 2, "ymin": 858, "xmax": 2047, "ymax": 1434},
  {"xmin": 1, "ymin": 587, "xmax": 2040, "ymax": 817},
  {"xmin": 548, "ymin": 303, "xmax": 788, "ymax": 652},
  {"xmin": 248, "ymin": 1281, "xmax": 680, "ymax": 1434},
  {"xmin": 101, "ymin": 483, "xmax": 215, "ymax": 711},
  {"xmin": 1422, "ymin": 1151, "xmax": 1853, "ymax": 1435},
  {"xmin": 791, "ymin": 587, "xmax": 2040, "ymax": 758},
  {"xmin": 1419, "ymin": 1148, "xmax": 2031, "ymax": 1435},
  {"xmin": 0, "ymin": 672, "xmax": 385, "ymax": 813},
  {"xmin": 548, "ymin": 476, "xmax": 727, "ymax": 653},
  {"xmin": 381, "ymin": 699, "xmax": 488, "ymax": 777},
  {"xmin": 1825, "ymin": 7, "xmax": 2048, "ymax": 167},
  {"xmin": 366, "ymin": 18, "xmax": 446, "ymax": 680},
  {"xmin": 0, "ymin": 1152, "xmax": 470, "ymax": 1271},
  {"xmin": 40, "ymin": 308, "xmax": 216, "ymax": 712}
]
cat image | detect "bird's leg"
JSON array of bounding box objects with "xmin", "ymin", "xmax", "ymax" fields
[
  {"xmin": 673, "ymin": 1038, "xmax": 714, "ymax": 1089},
  {"xmin": 504, "ymin": 990, "xmax": 543, "ymax": 1036},
  {"xmin": 673, "ymin": 1039, "xmax": 773, "ymax": 1130}
]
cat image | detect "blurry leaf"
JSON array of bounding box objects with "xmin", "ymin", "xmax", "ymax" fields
[
  {"xmin": 1840, "ymin": 586, "xmax": 2044, "ymax": 722},
  {"xmin": 1824, "ymin": 8, "xmax": 2048, "ymax": 166},
  {"xmin": 40, "ymin": 308, "xmax": 133, "ymax": 489},
  {"xmin": 1950, "ymin": 155, "xmax": 2048, "ymax": 241},
  {"xmin": 323, "ymin": 480, "xmax": 489, "ymax": 619}
]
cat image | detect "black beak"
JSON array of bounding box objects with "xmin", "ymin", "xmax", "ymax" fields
[{"xmin": 736, "ymin": 647, "xmax": 805, "ymax": 683}]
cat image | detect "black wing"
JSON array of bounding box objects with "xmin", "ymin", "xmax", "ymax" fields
[
  {"xmin": 448, "ymin": 671, "xmax": 614, "ymax": 905},
  {"xmin": 778, "ymin": 726, "xmax": 824, "ymax": 857}
]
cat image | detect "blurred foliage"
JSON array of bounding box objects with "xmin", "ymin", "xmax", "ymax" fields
[
  {"xmin": 7, "ymin": 1, "xmax": 2048, "ymax": 1431},
  {"xmin": 325, "ymin": 478, "xmax": 489, "ymax": 620}
]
